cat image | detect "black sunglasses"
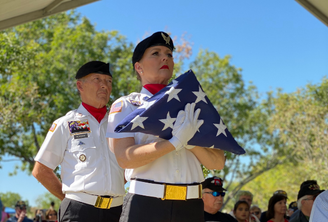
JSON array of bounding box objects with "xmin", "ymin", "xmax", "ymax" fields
[{"xmin": 203, "ymin": 191, "xmax": 226, "ymax": 197}]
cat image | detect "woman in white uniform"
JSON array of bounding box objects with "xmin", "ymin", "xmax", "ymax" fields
[{"xmin": 106, "ymin": 31, "xmax": 225, "ymax": 222}]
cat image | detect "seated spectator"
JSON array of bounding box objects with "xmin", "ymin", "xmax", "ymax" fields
[
  {"xmin": 250, "ymin": 205, "xmax": 261, "ymax": 220},
  {"xmin": 233, "ymin": 200, "xmax": 252, "ymax": 222},
  {"xmin": 309, "ymin": 190, "xmax": 328, "ymax": 222},
  {"xmin": 290, "ymin": 180, "xmax": 324, "ymax": 222},
  {"xmin": 287, "ymin": 201, "xmax": 298, "ymax": 220},
  {"xmin": 45, "ymin": 208, "xmax": 57, "ymax": 222},
  {"xmin": 231, "ymin": 190, "xmax": 259, "ymax": 222},
  {"xmin": 6, "ymin": 200, "xmax": 33, "ymax": 222},
  {"xmin": 202, "ymin": 176, "xmax": 237, "ymax": 222},
  {"xmin": 260, "ymin": 190, "xmax": 288, "ymax": 222},
  {"xmin": 266, "ymin": 194, "xmax": 288, "ymax": 222}
]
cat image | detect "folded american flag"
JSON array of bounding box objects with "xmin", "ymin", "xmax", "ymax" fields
[{"xmin": 114, "ymin": 70, "xmax": 245, "ymax": 154}]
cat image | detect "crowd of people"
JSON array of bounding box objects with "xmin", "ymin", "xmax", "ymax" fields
[
  {"xmin": 1, "ymin": 30, "xmax": 323, "ymax": 222},
  {"xmin": 201, "ymin": 177, "xmax": 325, "ymax": 222}
]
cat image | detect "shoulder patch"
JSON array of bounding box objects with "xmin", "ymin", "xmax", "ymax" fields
[
  {"xmin": 109, "ymin": 101, "xmax": 123, "ymax": 114},
  {"xmin": 49, "ymin": 123, "xmax": 57, "ymax": 132}
]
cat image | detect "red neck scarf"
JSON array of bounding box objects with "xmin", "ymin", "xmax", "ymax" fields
[
  {"xmin": 143, "ymin": 84, "xmax": 167, "ymax": 95},
  {"xmin": 82, "ymin": 102, "xmax": 107, "ymax": 123}
]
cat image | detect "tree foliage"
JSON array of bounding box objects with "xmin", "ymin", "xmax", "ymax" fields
[
  {"xmin": 0, "ymin": 192, "xmax": 24, "ymax": 208},
  {"xmin": 268, "ymin": 78, "xmax": 328, "ymax": 183},
  {"xmin": 34, "ymin": 193, "xmax": 61, "ymax": 210}
]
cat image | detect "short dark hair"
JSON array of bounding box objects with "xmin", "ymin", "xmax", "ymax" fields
[
  {"xmin": 266, "ymin": 195, "xmax": 287, "ymax": 219},
  {"xmin": 233, "ymin": 200, "xmax": 250, "ymax": 212}
]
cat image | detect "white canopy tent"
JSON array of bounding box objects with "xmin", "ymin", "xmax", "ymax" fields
[
  {"xmin": 0, "ymin": 0, "xmax": 99, "ymax": 31},
  {"xmin": 296, "ymin": 0, "xmax": 328, "ymax": 27}
]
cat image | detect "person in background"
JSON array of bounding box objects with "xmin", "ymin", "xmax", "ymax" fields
[
  {"xmin": 106, "ymin": 31, "xmax": 225, "ymax": 222},
  {"xmin": 260, "ymin": 190, "xmax": 288, "ymax": 222},
  {"xmin": 1, "ymin": 205, "xmax": 10, "ymax": 222},
  {"xmin": 6, "ymin": 201, "xmax": 33, "ymax": 222},
  {"xmin": 289, "ymin": 180, "xmax": 324, "ymax": 222},
  {"xmin": 32, "ymin": 61, "xmax": 125, "ymax": 222},
  {"xmin": 230, "ymin": 191, "xmax": 259, "ymax": 222},
  {"xmin": 287, "ymin": 201, "xmax": 298, "ymax": 220},
  {"xmin": 250, "ymin": 205, "xmax": 262, "ymax": 220},
  {"xmin": 266, "ymin": 194, "xmax": 288, "ymax": 222},
  {"xmin": 233, "ymin": 201, "xmax": 251, "ymax": 222},
  {"xmin": 45, "ymin": 208, "xmax": 57, "ymax": 222},
  {"xmin": 33, "ymin": 209, "xmax": 46, "ymax": 222},
  {"xmin": 202, "ymin": 177, "xmax": 237, "ymax": 222}
]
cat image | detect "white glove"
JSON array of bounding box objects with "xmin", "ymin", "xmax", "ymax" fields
[{"xmin": 169, "ymin": 103, "xmax": 204, "ymax": 150}]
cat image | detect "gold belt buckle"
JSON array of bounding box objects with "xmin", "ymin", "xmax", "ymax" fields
[
  {"xmin": 162, "ymin": 184, "xmax": 187, "ymax": 200},
  {"xmin": 95, "ymin": 196, "xmax": 113, "ymax": 209}
]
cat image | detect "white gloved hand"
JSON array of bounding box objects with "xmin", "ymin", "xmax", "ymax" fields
[{"xmin": 169, "ymin": 103, "xmax": 204, "ymax": 151}]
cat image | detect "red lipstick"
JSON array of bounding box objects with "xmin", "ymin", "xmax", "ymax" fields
[{"xmin": 160, "ymin": 65, "xmax": 169, "ymax": 69}]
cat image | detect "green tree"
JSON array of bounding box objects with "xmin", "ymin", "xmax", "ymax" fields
[
  {"xmin": 268, "ymin": 78, "xmax": 328, "ymax": 184},
  {"xmin": 0, "ymin": 192, "xmax": 24, "ymax": 208},
  {"xmin": 34, "ymin": 193, "xmax": 61, "ymax": 210}
]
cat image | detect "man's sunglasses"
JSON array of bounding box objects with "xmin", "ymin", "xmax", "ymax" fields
[{"xmin": 203, "ymin": 191, "xmax": 226, "ymax": 197}]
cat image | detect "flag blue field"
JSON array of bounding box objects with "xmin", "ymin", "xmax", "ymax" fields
[{"xmin": 115, "ymin": 70, "xmax": 245, "ymax": 154}]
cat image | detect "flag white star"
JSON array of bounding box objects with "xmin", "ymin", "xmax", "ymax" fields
[
  {"xmin": 159, "ymin": 112, "xmax": 176, "ymax": 131},
  {"xmin": 168, "ymin": 80, "xmax": 179, "ymax": 88},
  {"xmin": 192, "ymin": 86, "xmax": 208, "ymax": 104},
  {"xmin": 214, "ymin": 119, "xmax": 227, "ymax": 137},
  {"xmin": 165, "ymin": 87, "xmax": 182, "ymax": 102},
  {"xmin": 131, "ymin": 115, "xmax": 148, "ymax": 130}
]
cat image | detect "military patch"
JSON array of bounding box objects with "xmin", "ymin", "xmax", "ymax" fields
[
  {"xmin": 79, "ymin": 154, "xmax": 86, "ymax": 162},
  {"xmin": 128, "ymin": 98, "xmax": 143, "ymax": 106},
  {"xmin": 68, "ymin": 120, "xmax": 91, "ymax": 135},
  {"xmin": 109, "ymin": 101, "xmax": 123, "ymax": 114},
  {"xmin": 49, "ymin": 123, "xmax": 57, "ymax": 132}
]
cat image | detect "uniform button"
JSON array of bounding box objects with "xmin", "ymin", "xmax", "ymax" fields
[
  {"xmin": 176, "ymin": 170, "xmax": 179, "ymax": 173},
  {"xmin": 176, "ymin": 152, "xmax": 179, "ymax": 155}
]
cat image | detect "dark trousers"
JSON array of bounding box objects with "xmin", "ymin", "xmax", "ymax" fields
[
  {"xmin": 119, "ymin": 193, "xmax": 205, "ymax": 222},
  {"xmin": 59, "ymin": 197, "xmax": 122, "ymax": 222}
]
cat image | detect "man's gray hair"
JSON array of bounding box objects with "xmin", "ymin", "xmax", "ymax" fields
[
  {"xmin": 297, "ymin": 195, "xmax": 312, "ymax": 209},
  {"xmin": 235, "ymin": 190, "xmax": 253, "ymax": 201}
]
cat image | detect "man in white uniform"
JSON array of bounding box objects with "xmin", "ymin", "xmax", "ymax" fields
[
  {"xmin": 32, "ymin": 61, "xmax": 125, "ymax": 222},
  {"xmin": 106, "ymin": 31, "xmax": 226, "ymax": 222}
]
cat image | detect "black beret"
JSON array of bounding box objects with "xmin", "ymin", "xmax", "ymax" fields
[
  {"xmin": 132, "ymin": 31, "xmax": 175, "ymax": 67},
  {"xmin": 76, "ymin": 61, "xmax": 112, "ymax": 79},
  {"xmin": 202, "ymin": 177, "xmax": 226, "ymax": 192}
]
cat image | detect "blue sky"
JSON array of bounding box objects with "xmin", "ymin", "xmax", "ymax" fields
[{"xmin": 1, "ymin": 0, "xmax": 327, "ymax": 207}]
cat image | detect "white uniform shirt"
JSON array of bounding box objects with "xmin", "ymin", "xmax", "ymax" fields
[
  {"xmin": 35, "ymin": 104, "xmax": 125, "ymax": 196},
  {"xmin": 309, "ymin": 190, "xmax": 328, "ymax": 222},
  {"xmin": 106, "ymin": 88, "xmax": 204, "ymax": 184}
]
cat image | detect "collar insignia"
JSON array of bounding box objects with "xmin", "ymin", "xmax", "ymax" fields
[
  {"xmin": 128, "ymin": 98, "xmax": 143, "ymax": 106},
  {"xmin": 161, "ymin": 32, "xmax": 170, "ymax": 45}
]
